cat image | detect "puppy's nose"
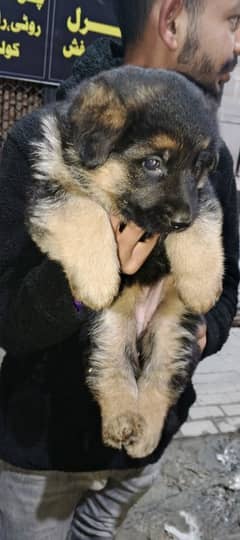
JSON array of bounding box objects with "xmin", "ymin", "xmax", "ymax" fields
[{"xmin": 170, "ymin": 212, "xmax": 192, "ymax": 231}]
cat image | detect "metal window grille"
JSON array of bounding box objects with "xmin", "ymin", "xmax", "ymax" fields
[{"xmin": 0, "ymin": 78, "xmax": 44, "ymax": 148}]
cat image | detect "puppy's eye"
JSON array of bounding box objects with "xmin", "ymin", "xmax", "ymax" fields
[
  {"xmin": 194, "ymin": 151, "xmax": 218, "ymax": 178},
  {"xmin": 194, "ymin": 161, "xmax": 204, "ymax": 178},
  {"xmin": 208, "ymin": 154, "xmax": 219, "ymax": 172},
  {"xmin": 142, "ymin": 156, "xmax": 164, "ymax": 174}
]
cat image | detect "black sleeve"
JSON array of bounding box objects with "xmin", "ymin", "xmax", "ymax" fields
[
  {"xmin": 0, "ymin": 133, "xmax": 85, "ymax": 357},
  {"xmin": 203, "ymin": 143, "xmax": 239, "ymax": 358}
]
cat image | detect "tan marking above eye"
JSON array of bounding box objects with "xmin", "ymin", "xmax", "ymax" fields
[
  {"xmin": 122, "ymin": 139, "xmax": 179, "ymax": 161},
  {"xmin": 151, "ymin": 134, "xmax": 179, "ymax": 150},
  {"xmin": 200, "ymin": 137, "xmax": 211, "ymax": 151},
  {"xmin": 163, "ymin": 149, "xmax": 171, "ymax": 162}
]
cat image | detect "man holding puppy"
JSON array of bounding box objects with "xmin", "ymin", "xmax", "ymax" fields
[{"xmin": 0, "ymin": 1, "xmax": 239, "ymax": 538}]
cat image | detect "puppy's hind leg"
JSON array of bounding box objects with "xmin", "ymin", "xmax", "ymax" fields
[
  {"xmin": 124, "ymin": 278, "xmax": 199, "ymax": 459},
  {"xmin": 87, "ymin": 286, "xmax": 146, "ymax": 450}
]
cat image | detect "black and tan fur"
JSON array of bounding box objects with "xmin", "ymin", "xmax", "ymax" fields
[{"xmin": 26, "ymin": 67, "xmax": 223, "ymax": 458}]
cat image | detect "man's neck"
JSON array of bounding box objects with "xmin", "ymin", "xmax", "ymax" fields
[
  {"xmin": 124, "ymin": 46, "xmax": 149, "ymax": 67},
  {"xmin": 123, "ymin": 44, "xmax": 220, "ymax": 108},
  {"xmin": 124, "ymin": 40, "xmax": 170, "ymax": 68}
]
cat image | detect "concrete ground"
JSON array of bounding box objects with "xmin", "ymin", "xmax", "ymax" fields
[
  {"xmin": 181, "ymin": 328, "xmax": 240, "ymax": 439},
  {"xmin": 116, "ymin": 432, "xmax": 240, "ymax": 540}
]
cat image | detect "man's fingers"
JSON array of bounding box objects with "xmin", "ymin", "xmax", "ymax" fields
[
  {"xmin": 197, "ymin": 321, "xmax": 207, "ymax": 353},
  {"xmin": 120, "ymin": 233, "xmax": 159, "ymax": 274},
  {"xmin": 111, "ymin": 216, "xmax": 144, "ymax": 241},
  {"xmin": 110, "ymin": 215, "xmax": 159, "ymax": 275}
]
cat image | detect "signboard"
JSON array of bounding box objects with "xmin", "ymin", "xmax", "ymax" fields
[{"xmin": 0, "ymin": 0, "xmax": 121, "ymax": 84}]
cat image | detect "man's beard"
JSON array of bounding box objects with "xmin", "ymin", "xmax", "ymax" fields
[{"xmin": 177, "ymin": 30, "xmax": 238, "ymax": 105}]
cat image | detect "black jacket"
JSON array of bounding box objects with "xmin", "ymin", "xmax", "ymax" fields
[{"xmin": 0, "ymin": 39, "xmax": 238, "ymax": 472}]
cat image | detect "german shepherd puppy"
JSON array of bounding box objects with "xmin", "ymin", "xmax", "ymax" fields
[{"xmin": 27, "ymin": 67, "xmax": 223, "ymax": 458}]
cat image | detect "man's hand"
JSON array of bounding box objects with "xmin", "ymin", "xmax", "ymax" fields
[
  {"xmin": 197, "ymin": 320, "xmax": 207, "ymax": 353},
  {"xmin": 110, "ymin": 215, "xmax": 159, "ymax": 275}
]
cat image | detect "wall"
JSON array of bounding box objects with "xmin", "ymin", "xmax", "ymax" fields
[{"xmin": 219, "ymin": 59, "xmax": 240, "ymax": 176}]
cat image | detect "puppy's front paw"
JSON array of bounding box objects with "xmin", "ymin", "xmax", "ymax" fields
[
  {"xmin": 70, "ymin": 263, "xmax": 120, "ymax": 310},
  {"xmin": 102, "ymin": 412, "xmax": 146, "ymax": 450},
  {"xmin": 68, "ymin": 208, "xmax": 121, "ymax": 309},
  {"xmin": 33, "ymin": 196, "xmax": 121, "ymax": 310},
  {"xmin": 177, "ymin": 275, "xmax": 223, "ymax": 314},
  {"xmin": 165, "ymin": 218, "xmax": 224, "ymax": 315}
]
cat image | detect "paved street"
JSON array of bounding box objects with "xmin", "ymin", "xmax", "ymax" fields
[
  {"xmin": 116, "ymin": 432, "xmax": 240, "ymax": 540},
  {"xmin": 181, "ymin": 328, "xmax": 240, "ymax": 438}
]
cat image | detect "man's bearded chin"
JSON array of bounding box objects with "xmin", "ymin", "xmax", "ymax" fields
[
  {"xmin": 178, "ymin": 33, "xmax": 238, "ymax": 106},
  {"xmin": 178, "ymin": 58, "xmax": 222, "ymax": 108},
  {"xmin": 218, "ymin": 54, "xmax": 238, "ymax": 91},
  {"xmin": 191, "ymin": 54, "xmax": 238, "ymax": 105}
]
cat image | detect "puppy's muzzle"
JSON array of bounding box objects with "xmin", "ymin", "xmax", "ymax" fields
[
  {"xmin": 165, "ymin": 204, "xmax": 193, "ymax": 232},
  {"xmin": 119, "ymin": 207, "xmax": 193, "ymax": 239}
]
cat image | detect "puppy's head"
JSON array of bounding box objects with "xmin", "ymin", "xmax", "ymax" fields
[{"xmin": 59, "ymin": 66, "xmax": 219, "ymax": 234}]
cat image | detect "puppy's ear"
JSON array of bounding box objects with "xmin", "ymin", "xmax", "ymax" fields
[{"xmin": 67, "ymin": 78, "xmax": 127, "ymax": 168}]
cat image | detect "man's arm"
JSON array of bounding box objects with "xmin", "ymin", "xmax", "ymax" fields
[
  {"xmin": 0, "ymin": 134, "xmax": 85, "ymax": 357},
  {"xmin": 202, "ymin": 142, "xmax": 240, "ymax": 358}
]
